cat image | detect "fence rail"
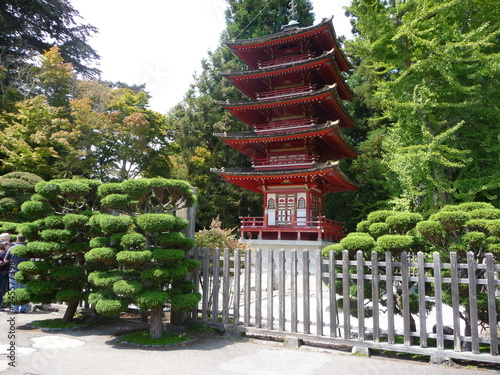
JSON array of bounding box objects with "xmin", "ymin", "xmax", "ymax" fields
[{"xmin": 189, "ymin": 248, "xmax": 500, "ymax": 364}]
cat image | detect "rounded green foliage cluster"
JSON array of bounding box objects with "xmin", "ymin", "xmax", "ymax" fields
[
  {"xmin": 340, "ymin": 233, "xmax": 376, "ymax": 252},
  {"xmin": 156, "ymin": 232, "xmax": 194, "ymax": 250},
  {"xmin": 141, "ymin": 268, "xmax": 170, "ymax": 282},
  {"xmin": 85, "ymin": 247, "xmax": 116, "ymax": 264},
  {"xmin": 90, "ymin": 237, "xmax": 110, "ymax": 248},
  {"xmin": 41, "ymin": 229, "xmax": 75, "ymax": 242},
  {"xmin": 152, "ymin": 249, "xmax": 185, "ymax": 263},
  {"xmin": 100, "ymin": 194, "xmax": 130, "ymax": 210},
  {"xmin": 430, "ymin": 210, "xmax": 471, "ymax": 232},
  {"xmin": 116, "ymin": 250, "xmax": 152, "ymax": 266},
  {"xmin": 170, "ymin": 293, "xmax": 201, "ymax": 311},
  {"xmin": 376, "ymin": 235, "xmax": 413, "ymax": 253},
  {"xmin": 469, "ymin": 209, "xmax": 500, "ymax": 220},
  {"xmin": 136, "ymin": 214, "xmax": 185, "ymax": 233},
  {"xmin": 4, "ymin": 288, "xmax": 31, "ymax": 305},
  {"xmin": 35, "ymin": 181, "xmax": 61, "ymax": 199},
  {"xmin": 21, "ymin": 200, "xmax": 53, "ymax": 218},
  {"xmin": 386, "ymin": 213, "xmax": 423, "ymax": 234},
  {"xmin": 44, "ymin": 215, "xmax": 65, "ymax": 228},
  {"xmin": 62, "ymin": 214, "xmax": 89, "ymax": 230},
  {"xmin": 95, "ymin": 298, "xmax": 126, "ymax": 317},
  {"xmin": 24, "ymin": 241, "xmax": 62, "ymax": 257},
  {"xmin": 18, "ymin": 260, "xmax": 51, "ymax": 274},
  {"xmin": 92, "ymin": 215, "xmax": 132, "ymax": 234},
  {"xmin": 367, "ymin": 210, "xmax": 396, "ymax": 223},
  {"xmin": 26, "ymin": 280, "xmax": 58, "ymax": 296},
  {"xmin": 55, "ymin": 289, "xmax": 84, "ymax": 303},
  {"xmin": 368, "ymin": 222, "xmax": 390, "ymax": 238},
  {"xmin": 356, "ymin": 220, "xmax": 370, "ymax": 233},
  {"xmin": 88, "ymin": 271, "xmax": 123, "ymax": 287},
  {"xmin": 120, "ymin": 233, "xmax": 145, "ymax": 249},
  {"xmin": 135, "ymin": 291, "xmax": 168, "ymax": 310},
  {"xmin": 113, "ymin": 280, "xmax": 143, "ymax": 296},
  {"xmin": 321, "ymin": 243, "xmax": 343, "ymax": 257}
]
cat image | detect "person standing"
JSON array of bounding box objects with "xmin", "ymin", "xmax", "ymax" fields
[
  {"xmin": 0, "ymin": 241, "xmax": 11, "ymax": 311},
  {"xmin": 4, "ymin": 234, "xmax": 29, "ymax": 313}
]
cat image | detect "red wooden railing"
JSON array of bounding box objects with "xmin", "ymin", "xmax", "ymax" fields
[
  {"xmin": 254, "ymin": 118, "xmax": 316, "ymax": 133},
  {"xmin": 239, "ymin": 216, "xmax": 344, "ymax": 242},
  {"xmin": 256, "ymin": 85, "xmax": 315, "ymax": 101},
  {"xmin": 252, "ymin": 155, "xmax": 317, "ymax": 169},
  {"xmin": 257, "ymin": 53, "xmax": 315, "ymax": 69}
]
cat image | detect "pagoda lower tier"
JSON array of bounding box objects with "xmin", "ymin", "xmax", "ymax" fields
[{"xmin": 211, "ymin": 161, "xmax": 358, "ymax": 242}]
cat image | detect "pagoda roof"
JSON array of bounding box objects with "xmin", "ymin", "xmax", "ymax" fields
[
  {"xmin": 220, "ymin": 49, "xmax": 354, "ymax": 101},
  {"xmin": 214, "ymin": 120, "xmax": 358, "ymax": 161},
  {"xmin": 220, "ymin": 84, "xmax": 356, "ymax": 128},
  {"xmin": 225, "ymin": 17, "xmax": 352, "ymax": 72},
  {"xmin": 211, "ymin": 161, "xmax": 359, "ymax": 194}
]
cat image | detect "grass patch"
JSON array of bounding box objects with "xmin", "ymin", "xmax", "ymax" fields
[
  {"xmin": 29, "ymin": 318, "xmax": 92, "ymax": 329},
  {"xmin": 116, "ymin": 330, "xmax": 193, "ymax": 346}
]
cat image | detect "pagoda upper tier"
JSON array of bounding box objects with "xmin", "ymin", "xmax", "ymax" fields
[
  {"xmin": 226, "ymin": 17, "xmax": 352, "ymax": 72},
  {"xmin": 215, "ymin": 120, "xmax": 357, "ymax": 161},
  {"xmin": 221, "ymin": 49, "xmax": 354, "ymax": 101},
  {"xmin": 221, "ymin": 84, "xmax": 355, "ymax": 129}
]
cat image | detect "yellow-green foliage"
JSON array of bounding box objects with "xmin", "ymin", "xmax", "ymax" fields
[
  {"xmin": 116, "ymin": 250, "xmax": 152, "ymax": 266},
  {"xmin": 136, "ymin": 291, "xmax": 169, "ymax": 310}
]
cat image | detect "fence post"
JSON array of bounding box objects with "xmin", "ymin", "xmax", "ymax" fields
[
  {"xmin": 244, "ymin": 249, "xmax": 252, "ymax": 326},
  {"xmin": 316, "ymin": 249, "xmax": 323, "ymax": 336},
  {"xmin": 255, "ymin": 248, "xmax": 262, "ymax": 328},
  {"xmin": 417, "ymin": 251, "xmax": 427, "ymax": 348},
  {"xmin": 291, "ymin": 250, "xmax": 298, "ymax": 333},
  {"xmin": 222, "ymin": 248, "xmax": 230, "ymax": 325},
  {"xmin": 385, "ymin": 251, "xmax": 395, "ymax": 344},
  {"xmin": 342, "ymin": 250, "xmax": 350, "ymax": 339},
  {"xmin": 212, "ymin": 248, "xmax": 220, "ymax": 324},
  {"xmin": 267, "ymin": 249, "xmax": 274, "ymax": 330},
  {"xmin": 233, "ymin": 249, "xmax": 241, "ymax": 325},
  {"xmin": 467, "ymin": 251, "xmax": 480, "ymax": 354},
  {"xmin": 279, "ymin": 249, "xmax": 286, "ymax": 331},
  {"xmin": 303, "ymin": 250, "xmax": 310, "ymax": 334},
  {"xmin": 202, "ymin": 248, "xmax": 210, "ymax": 321},
  {"xmin": 485, "ymin": 253, "xmax": 499, "ymax": 355},
  {"xmin": 371, "ymin": 251, "xmax": 380, "ymax": 342},
  {"xmin": 450, "ymin": 252, "xmax": 461, "ymax": 351},
  {"xmin": 401, "ymin": 251, "xmax": 411, "ymax": 346},
  {"xmin": 356, "ymin": 250, "xmax": 364, "ymax": 341}
]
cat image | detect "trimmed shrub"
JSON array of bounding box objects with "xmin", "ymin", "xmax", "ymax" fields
[
  {"xmin": 121, "ymin": 179, "xmax": 149, "ymax": 198},
  {"xmin": 90, "ymin": 237, "xmax": 110, "ymax": 248},
  {"xmin": 55, "ymin": 289, "xmax": 85, "ymax": 303},
  {"xmin": 26, "ymin": 280, "xmax": 58, "ymax": 295},
  {"xmin": 152, "ymin": 249, "xmax": 185, "ymax": 263},
  {"xmin": 170, "ymin": 293, "xmax": 202, "ymax": 311},
  {"xmin": 85, "ymin": 247, "xmax": 116, "ymax": 264},
  {"xmin": 141, "ymin": 268, "xmax": 170, "ymax": 282},
  {"xmin": 465, "ymin": 219, "xmax": 489, "ymax": 233},
  {"xmin": 14, "ymin": 242, "xmax": 60, "ymax": 257},
  {"xmin": 368, "ymin": 222, "xmax": 390, "ymax": 238},
  {"xmin": 340, "ymin": 233, "xmax": 376, "ymax": 252},
  {"xmin": 486, "ymin": 244, "xmax": 500, "ymax": 254},
  {"xmin": 321, "ymin": 243, "xmax": 343, "ymax": 257},
  {"xmin": 21, "ymin": 200, "xmax": 53, "ymax": 218},
  {"xmin": 97, "ymin": 182, "xmax": 123, "ymax": 196},
  {"xmin": 356, "ymin": 220, "xmax": 370, "ymax": 233},
  {"xmin": 51, "ymin": 266, "xmax": 85, "ymax": 280},
  {"xmin": 416, "ymin": 221, "xmax": 445, "ymax": 242},
  {"xmin": 469, "ymin": 209, "xmax": 500, "ymax": 220},
  {"xmin": 120, "ymin": 233, "xmax": 145, "ymax": 249},
  {"xmin": 156, "ymin": 232, "xmax": 194, "ymax": 250},
  {"xmin": 44, "ymin": 215, "xmax": 65, "ymax": 229},
  {"xmin": 17, "ymin": 222, "xmax": 41, "ymax": 239},
  {"xmin": 100, "ymin": 194, "xmax": 130, "ymax": 210},
  {"xmin": 35, "ymin": 182, "xmax": 61, "ymax": 198},
  {"xmin": 62, "ymin": 214, "xmax": 89, "ymax": 230},
  {"xmin": 377, "ymin": 235, "xmax": 413, "ymax": 253},
  {"xmin": 18, "ymin": 260, "xmax": 51, "ymax": 274},
  {"xmin": 95, "ymin": 298, "xmax": 126, "ymax": 316},
  {"xmin": 59, "ymin": 180, "xmax": 91, "ymax": 195},
  {"xmin": 116, "ymin": 250, "xmax": 152, "ymax": 266},
  {"xmin": 113, "ymin": 280, "xmax": 143, "ymax": 296},
  {"xmin": 98, "ymin": 215, "xmax": 133, "ymax": 234},
  {"xmin": 88, "ymin": 271, "xmax": 123, "ymax": 287},
  {"xmin": 386, "ymin": 212, "xmax": 423, "ymax": 234},
  {"xmin": 367, "ymin": 210, "xmax": 396, "ymax": 223},
  {"xmin": 429, "ymin": 210, "xmax": 471, "ymax": 232},
  {"xmin": 136, "ymin": 214, "xmax": 178, "ymax": 233},
  {"xmin": 40, "ymin": 229, "xmax": 76, "ymax": 242},
  {"xmin": 486, "ymin": 220, "xmax": 500, "ymax": 237},
  {"xmin": 457, "ymin": 202, "xmax": 495, "ymax": 212},
  {"xmin": 135, "ymin": 291, "xmax": 168, "ymax": 310},
  {"xmin": 66, "ymin": 241, "xmax": 90, "ymax": 253},
  {"xmin": 462, "ymin": 231, "xmax": 486, "ymax": 246}
]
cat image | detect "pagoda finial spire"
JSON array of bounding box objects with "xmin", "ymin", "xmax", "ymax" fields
[{"xmin": 282, "ymin": 0, "xmax": 300, "ymax": 31}]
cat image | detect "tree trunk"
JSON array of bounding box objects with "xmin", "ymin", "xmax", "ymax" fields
[
  {"xmin": 62, "ymin": 300, "xmax": 79, "ymax": 323},
  {"xmin": 149, "ymin": 306, "xmax": 164, "ymax": 339}
]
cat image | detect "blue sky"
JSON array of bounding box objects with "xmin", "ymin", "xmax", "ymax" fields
[{"xmin": 69, "ymin": 0, "xmax": 352, "ymax": 114}]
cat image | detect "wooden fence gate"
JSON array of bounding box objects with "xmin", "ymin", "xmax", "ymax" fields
[{"xmin": 188, "ymin": 248, "xmax": 500, "ymax": 365}]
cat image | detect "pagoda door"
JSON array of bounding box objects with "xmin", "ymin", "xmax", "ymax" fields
[{"xmin": 277, "ymin": 193, "xmax": 296, "ymax": 225}]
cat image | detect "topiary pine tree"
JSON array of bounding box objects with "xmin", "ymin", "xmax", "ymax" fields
[
  {"xmin": 0, "ymin": 172, "xmax": 44, "ymax": 222},
  {"xmin": 7, "ymin": 178, "xmax": 101, "ymax": 322},
  {"xmin": 86, "ymin": 178, "xmax": 200, "ymax": 339},
  {"xmin": 323, "ymin": 204, "xmax": 499, "ymax": 347}
]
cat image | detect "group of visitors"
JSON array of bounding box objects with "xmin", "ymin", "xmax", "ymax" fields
[{"xmin": 0, "ymin": 233, "xmax": 29, "ymax": 313}]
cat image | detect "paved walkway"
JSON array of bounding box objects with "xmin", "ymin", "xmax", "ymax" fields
[{"xmin": 0, "ymin": 311, "xmax": 497, "ymax": 375}]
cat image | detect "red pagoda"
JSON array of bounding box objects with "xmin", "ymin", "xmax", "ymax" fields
[{"xmin": 212, "ymin": 16, "xmax": 358, "ymax": 244}]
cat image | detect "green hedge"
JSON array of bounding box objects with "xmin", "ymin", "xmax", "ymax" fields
[{"xmin": 116, "ymin": 250, "xmax": 152, "ymax": 266}]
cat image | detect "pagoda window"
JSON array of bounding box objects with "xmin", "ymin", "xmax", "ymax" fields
[
  {"xmin": 298, "ymin": 197, "xmax": 306, "ymax": 209},
  {"xmin": 267, "ymin": 198, "xmax": 276, "ymax": 209}
]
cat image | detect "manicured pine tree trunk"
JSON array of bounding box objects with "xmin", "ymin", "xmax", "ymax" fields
[
  {"xmin": 150, "ymin": 305, "xmax": 164, "ymax": 339},
  {"xmin": 62, "ymin": 301, "xmax": 80, "ymax": 323}
]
